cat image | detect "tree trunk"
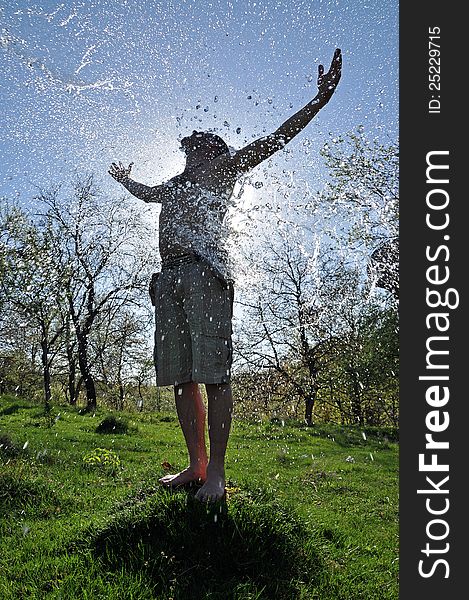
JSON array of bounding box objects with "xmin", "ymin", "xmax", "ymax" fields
[
  {"xmin": 137, "ymin": 380, "xmax": 144, "ymax": 411},
  {"xmin": 117, "ymin": 350, "xmax": 124, "ymax": 410},
  {"xmin": 76, "ymin": 333, "xmax": 97, "ymax": 411},
  {"xmin": 68, "ymin": 365, "xmax": 77, "ymax": 405},
  {"xmin": 118, "ymin": 380, "xmax": 125, "ymax": 411},
  {"xmin": 65, "ymin": 327, "xmax": 79, "ymax": 405},
  {"xmin": 83, "ymin": 371, "xmax": 97, "ymax": 411},
  {"xmin": 67, "ymin": 352, "xmax": 79, "ymax": 405},
  {"xmin": 304, "ymin": 394, "xmax": 315, "ymax": 426},
  {"xmin": 350, "ymin": 373, "xmax": 364, "ymax": 425},
  {"xmin": 40, "ymin": 337, "xmax": 52, "ymax": 413}
]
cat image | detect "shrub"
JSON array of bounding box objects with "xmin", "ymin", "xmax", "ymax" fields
[
  {"xmin": 0, "ymin": 433, "xmax": 22, "ymax": 458},
  {"xmin": 95, "ymin": 415, "xmax": 129, "ymax": 435},
  {"xmin": 82, "ymin": 448, "xmax": 122, "ymax": 476}
]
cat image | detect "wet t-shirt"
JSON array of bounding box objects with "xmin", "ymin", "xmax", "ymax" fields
[
  {"xmin": 123, "ymin": 156, "xmax": 240, "ymax": 281},
  {"xmin": 159, "ymin": 172, "xmax": 234, "ymax": 277}
]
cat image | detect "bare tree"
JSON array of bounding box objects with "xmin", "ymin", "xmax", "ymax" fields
[
  {"xmin": 0, "ymin": 203, "xmax": 65, "ymax": 411},
  {"xmin": 0, "ymin": 311, "xmax": 42, "ymax": 398},
  {"xmin": 93, "ymin": 309, "xmax": 153, "ymax": 410},
  {"xmin": 235, "ymin": 229, "xmax": 399, "ymax": 426},
  {"xmin": 37, "ymin": 175, "xmax": 157, "ymax": 411},
  {"xmin": 236, "ymin": 236, "xmax": 352, "ymax": 425}
]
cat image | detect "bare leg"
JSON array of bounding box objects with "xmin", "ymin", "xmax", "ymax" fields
[
  {"xmin": 159, "ymin": 382, "xmax": 208, "ymax": 487},
  {"xmin": 195, "ymin": 383, "xmax": 233, "ymax": 502}
]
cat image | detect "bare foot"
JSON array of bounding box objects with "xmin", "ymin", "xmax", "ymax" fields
[
  {"xmin": 195, "ymin": 471, "xmax": 226, "ymax": 503},
  {"xmin": 159, "ymin": 466, "xmax": 206, "ymax": 488}
]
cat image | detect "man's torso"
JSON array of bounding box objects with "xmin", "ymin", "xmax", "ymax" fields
[{"xmin": 158, "ymin": 156, "xmax": 239, "ymax": 276}]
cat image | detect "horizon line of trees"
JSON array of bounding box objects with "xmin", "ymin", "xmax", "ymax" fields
[
  {"xmin": 1, "ymin": 175, "xmax": 158, "ymax": 413},
  {"xmin": 1, "ymin": 129, "xmax": 399, "ymax": 426}
]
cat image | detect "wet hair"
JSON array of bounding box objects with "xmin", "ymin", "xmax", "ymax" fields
[
  {"xmin": 183, "ymin": 131, "xmax": 229, "ymax": 158},
  {"xmin": 199, "ymin": 132, "xmax": 229, "ymax": 156}
]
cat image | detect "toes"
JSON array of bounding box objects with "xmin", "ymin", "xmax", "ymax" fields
[
  {"xmin": 198, "ymin": 494, "xmax": 214, "ymax": 503},
  {"xmin": 195, "ymin": 487, "xmax": 226, "ymax": 503},
  {"xmin": 158, "ymin": 471, "xmax": 206, "ymax": 489},
  {"xmin": 195, "ymin": 488, "xmax": 209, "ymax": 502}
]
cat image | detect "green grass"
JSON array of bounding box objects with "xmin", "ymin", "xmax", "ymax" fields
[{"xmin": 0, "ymin": 395, "xmax": 398, "ymax": 599}]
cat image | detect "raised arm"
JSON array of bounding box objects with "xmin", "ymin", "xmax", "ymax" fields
[
  {"xmin": 108, "ymin": 162, "xmax": 163, "ymax": 203},
  {"xmin": 231, "ymin": 48, "xmax": 342, "ymax": 173}
]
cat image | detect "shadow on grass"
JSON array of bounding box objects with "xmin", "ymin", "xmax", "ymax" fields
[
  {"xmin": 0, "ymin": 402, "xmax": 37, "ymax": 416},
  {"xmin": 0, "ymin": 432, "xmax": 22, "ymax": 457},
  {"xmin": 305, "ymin": 423, "xmax": 399, "ymax": 448},
  {"xmin": 85, "ymin": 485, "xmax": 326, "ymax": 599}
]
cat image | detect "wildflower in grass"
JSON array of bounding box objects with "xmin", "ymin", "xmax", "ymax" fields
[{"xmin": 82, "ymin": 448, "xmax": 121, "ymax": 476}]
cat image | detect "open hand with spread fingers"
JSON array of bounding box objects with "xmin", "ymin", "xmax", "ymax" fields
[
  {"xmin": 108, "ymin": 161, "xmax": 134, "ymax": 182},
  {"xmin": 317, "ymin": 48, "xmax": 342, "ymax": 104}
]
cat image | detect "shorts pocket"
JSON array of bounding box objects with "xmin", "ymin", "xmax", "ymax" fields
[{"xmin": 202, "ymin": 334, "xmax": 233, "ymax": 379}]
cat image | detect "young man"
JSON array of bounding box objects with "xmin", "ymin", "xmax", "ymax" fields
[{"xmin": 109, "ymin": 48, "xmax": 342, "ymax": 502}]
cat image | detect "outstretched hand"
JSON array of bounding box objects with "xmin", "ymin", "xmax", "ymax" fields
[
  {"xmin": 317, "ymin": 48, "xmax": 342, "ymax": 104},
  {"xmin": 109, "ymin": 161, "xmax": 134, "ymax": 182}
]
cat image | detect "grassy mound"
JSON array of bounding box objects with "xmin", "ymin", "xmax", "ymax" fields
[
  {"xmin": 86, "ymin": 486, "xmax": 325, "ymax": 599},
  {"xmin": 0, "ymin": 469, "xmax": 62, "ymax": 516},
  {"xmin": 0, "ymin": 433, "xmax": 22, "ymax": 458},
  {"xmin": 95, "ymin": 415, "xmax": 129, "ymax": 434}
]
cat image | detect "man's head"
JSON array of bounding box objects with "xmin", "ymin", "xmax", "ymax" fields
[{"xmin": 180, "ymin": 130, "xmax": 229, "ymax": 161}]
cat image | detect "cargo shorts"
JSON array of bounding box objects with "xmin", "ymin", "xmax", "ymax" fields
[{"xmin": 151, "ymin": 261, "xmax": 234, "ymax": 387}]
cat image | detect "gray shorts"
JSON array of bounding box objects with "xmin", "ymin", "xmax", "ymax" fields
[{"xmin": 152, "ymin": 262, "xmax": 234, "ymax": 387}]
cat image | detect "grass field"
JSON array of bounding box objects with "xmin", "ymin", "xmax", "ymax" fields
[{"xmin": 0, "ymin": 395, "xmax": 398, "ymax": 599}]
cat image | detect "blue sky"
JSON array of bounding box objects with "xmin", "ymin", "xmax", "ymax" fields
[{"xmin": 1, "ymin": 0, "xmax": 398, "ymax": 213}]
